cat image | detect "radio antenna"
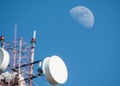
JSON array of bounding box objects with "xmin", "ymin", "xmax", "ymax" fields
[
  {"xmin": 0, "ymin": 26, "xmax": 68, "ymax": 86},
  {"xmin": 13, "ymin": 24, "xmax": 17, "ymax": 67},
  {"xmin": 30, "ymin": 30, "xmax": 36, "ymax": 86},
  {"xmin": 14, "ymin": 24, "xmax": 17, "ymax": 47}
]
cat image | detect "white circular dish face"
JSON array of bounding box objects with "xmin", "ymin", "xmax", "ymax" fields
[
  {"xmin": 0, "ymin": 48, "xmax": 10, "ymax": 73},
  {"xmin": 49, "ymin": 55, "xmax": 68, "ymax": 84},
  {"xmin": 43, "ymin": 55, "xmax": 68, "ymax": 85}
]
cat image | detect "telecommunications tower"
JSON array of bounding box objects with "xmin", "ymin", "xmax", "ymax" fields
[{"xmin": 0, "ymin": 25, "xmax": 68, "ymax": 86}]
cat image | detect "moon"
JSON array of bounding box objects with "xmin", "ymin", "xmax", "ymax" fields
[{"xmin": 69, "ymin": 6, "xmax": 94, "ymax": 28}]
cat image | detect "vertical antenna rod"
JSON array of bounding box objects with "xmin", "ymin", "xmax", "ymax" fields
[
  {"xmin": 13, "ymin": 24, "xmax": 17, "ymax": 67},
  {"xmin": 31, "ymin": 30, "xmax": 36, "ymax": 62},
  {"xmin": 30, "ymin": 30, "xmax": 36, "ymax": 86},
  {"xmin": 33, "ymin": 30, "xmax": 36, "ymax": 39},
  {"xmin": 15, "ymin": 24, "xmax": 17, "ymax": 45}
]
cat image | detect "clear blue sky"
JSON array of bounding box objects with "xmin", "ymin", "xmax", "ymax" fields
[{"xmin": 0, "ymin": 0, "xmax": 120, "ymax": 86}]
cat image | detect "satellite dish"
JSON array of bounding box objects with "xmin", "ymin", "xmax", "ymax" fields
[
  {"xmin": 43, "ymin": 55, "xmax": 68, "ymax": 85},
  {"xmin": 0, "ymin": 48, "xmax": 10, "ymax": 73}
]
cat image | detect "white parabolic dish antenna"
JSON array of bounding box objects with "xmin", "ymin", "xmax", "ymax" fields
[
  {"xmin": 43, "ymin": 55, "xmax": 68, "ymax": 85},
  {"xmin": 0, "ymin": 48, "xmax": 10, "ymax": 73}
]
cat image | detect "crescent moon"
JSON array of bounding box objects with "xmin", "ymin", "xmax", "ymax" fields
[{"xmin": 69, "ymin": 6, "xmax": 94, "ymax": 28}]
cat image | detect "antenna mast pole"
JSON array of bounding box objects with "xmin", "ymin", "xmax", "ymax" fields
[
  {"xmin": 18, "ymin": 38, "xmax": 22, "ymax": 86},
  {"xmin": 13, "ymin": 24, "xmax": 17, "ymax": 67},
  {"xmin": 30, "ymin": 30, "xmax": 36, "ymax": 86}
]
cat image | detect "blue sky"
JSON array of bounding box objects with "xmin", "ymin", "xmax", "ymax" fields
[{"xmin": 0, "ymin": 0, "xmax": 120, "ymax": 86}]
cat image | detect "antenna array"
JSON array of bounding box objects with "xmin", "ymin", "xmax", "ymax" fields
[{"xmin": 0, "ymin": 25, "xmax": 68, "ymax": 86}]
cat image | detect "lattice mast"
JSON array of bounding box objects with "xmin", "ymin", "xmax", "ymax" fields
[{"xmin": 0, "ymin": 25, "xmax": 40, "ymax": 86}]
